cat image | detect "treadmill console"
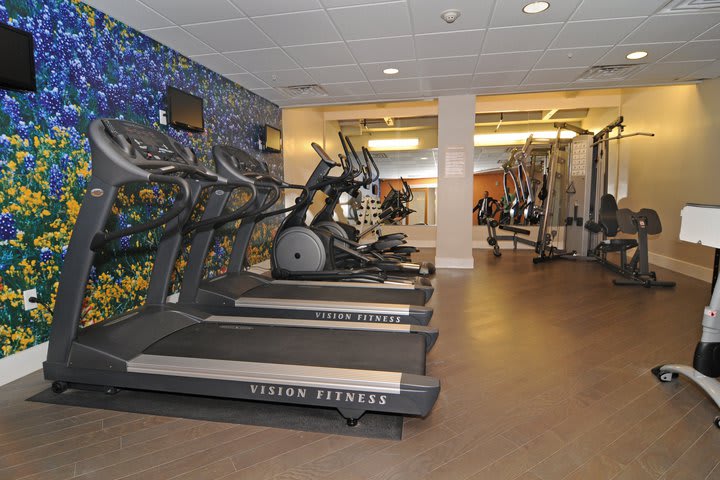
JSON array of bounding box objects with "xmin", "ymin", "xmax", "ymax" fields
[
  {"xmin": 215, "ymin": 145, "xmax": 269, "ymax": 175},
  {"xmin": 101, "ymin": 119, "xmax": 199, "ymax": 168}
]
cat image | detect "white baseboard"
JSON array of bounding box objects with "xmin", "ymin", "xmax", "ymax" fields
[
  {"xmin": 435, "ymin": 256, "xmax": 475, "ymax": 269},
  {"xmin": 0, "ymin": 341, "xmax": 47, "ymax": 387},
  {"xmin": 649, "ymin": 252, "xmax": 713, "ymax": 283}
]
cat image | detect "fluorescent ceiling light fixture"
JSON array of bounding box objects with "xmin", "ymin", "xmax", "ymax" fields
[
  {"xmin": 368, "ymin": 138, "xmax": 419, "ymax": 149},
  {"xmin": 474, "ymin": 130, "xmax": 576, "ymax": 146},
  {"xmin": 626, "ymin": 51, "xmax": 648, "ymax": 60},
  {"xmin": 383, "ymin": 68, "xmax": 399, "ymax": 75},
  {"xmin": 522, "ymin": 1, "xmax": 550, "ymax": 14}
]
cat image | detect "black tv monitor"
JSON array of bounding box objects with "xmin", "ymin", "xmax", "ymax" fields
[
  {"xmin": 0, "ymin": 23, "xmax": 37, "ymax": 92},
  {"xmin": 264, "ymin": 124, "xmax": 281, "ymax": 152},
  {"xmin": 167, "ymin": 86, "xmax": 204, "ymax": 133}
]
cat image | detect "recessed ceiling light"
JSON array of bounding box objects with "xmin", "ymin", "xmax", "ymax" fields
[
  {"xmin": 522, "ymin": 1, "xmax": 550, "ymax": 14},
  {"xmin": 626, "ymin": 51, "xmax": 648, "ymax": 60},
  {"xmin": 383, "ymin": 68, "xmax": 399, "ymax": 75}
]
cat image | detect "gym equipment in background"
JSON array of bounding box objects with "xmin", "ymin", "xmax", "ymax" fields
[
  {"xmin": 178, "ymin": 144, "xmax": 435, "ymax": 325},
  {"xmin": 585, "ymin": 194, "xmax": 675, "ymax": 287},
  {"xmin": 272, "ymin": 142, "xmax": 434, "ymax": 280},
  {"xmin": 653, "ymin": 204, "xmax": 720, "ymax": 428},
  {"xmin": 44, "ymin": 119, "xmax": 440, "ymax": 426}
]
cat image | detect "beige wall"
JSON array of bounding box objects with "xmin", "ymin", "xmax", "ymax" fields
[
  {"xmin": 282, "ymin": 82, "xmax": 719, "ymax": 277},
  {"xmin": 281, "ymin": 108, "xmax": 326, "ymax": 208},
  {"xmin": 615, "ymin": 80, "xmax": 720, "ymax": 274}
]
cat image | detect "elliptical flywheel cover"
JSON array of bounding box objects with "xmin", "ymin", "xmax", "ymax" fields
[{"xmin": 273, "ymin": 227, "xmax": 327, "ymax": 272}]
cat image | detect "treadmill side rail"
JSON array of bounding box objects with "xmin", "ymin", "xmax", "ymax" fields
[{"xmin": 123, "ymin": 354, "xmax": 440, "ymax": 417}]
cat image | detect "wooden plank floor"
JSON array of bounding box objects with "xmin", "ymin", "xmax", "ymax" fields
[{"xmin": 1, "ymin": 249, "xmax": 718, "ymax": 480}]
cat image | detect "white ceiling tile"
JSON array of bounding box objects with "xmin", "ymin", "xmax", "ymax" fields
[
  {"xmin": 414, "ymin": 30, "xmax": 485, "ymax": 59},
  {"xmin": 476, "ymin": 51, "xmax": 544, "ymax": 72},
  {"xmin": 224, "ymin": 73, "xmax": 270, "ymax": 89},
  {"xmin": 553, "ymin": 18, "xmax": 645, "ymax": 48},
  {"xmin": 523, "ymin": 67, "xmax": 586, "ymax": 84},
  {"xmin": 370, "ymin": 77, "xmax": 422, "ymax": 94},
  {"xmin": 490, "ymin": 0, "xmax": 582, "ymax": 28},
  {"xmin": 685, "ymin": 60, "xmax": 720, "ymax": 79},
  {"xmin": 140, "ymin": 0, "xmax": 244, "ymax": 25},
  {"xmin": 254, "ymin": 69, "xmax": 315, "ymax": 87},
  {"xmin": 420, "ymin": 74, "xmax": 473, "ymax": 90},
  {"xmin": 321, "ymin": 81, "xmax": 375, "ymax": 96},
  {"xmin": 375, "ymin": 91, "xmax": 426, "ymax": 100},
  {"xmin": 484, "ymin": 23, "xmax": 563, "ymax": 53},
  {"xmin": 472, "ymin": 85, "xmax": 520, "ymax": 95},
  {"xmin": 248, "ymin": 88, "xmax": 289, "ymax": 101},
  {"xmin": 623, "ymin": 14, "xmax": 720, "ymax": 44},
  {"xmin": 597, "ymin": 42, "xmax": 684, "ymax": 65},
  {"xmin": 142, "ymin": 27, "xmax": 214, "ymax": 56},
  {"xmin": 252, "ymin": 10, "xmax": 341, "ymax": 46},
  {"xmin": 536, "ymin": 46, "xmax": 611, "ymax": 69},
  {"xmin": 417, "ymin": 56, "xmax": 478, "ymax": 76},
  {"xmin": 307, "ymin": 65, "xmax": 365, "ymax": 83},
  {"xmin": 328, "ymin": 2, "xmax": 411, "ymax": 40},
  {"xmin": 699, "ymin": 23, "xmax": 720, "ymax": 40},
  {"xmin": 230, "ymin": 0, "xmax": 322, "ymax": 16},
  {"xmin": 629, "ymin": 60, "xmax": 714, "ymax": 82},
  {"xmin": 347, "ymin": 36, "xmax": 415, "ymax": 63},
  {"xmin": 184, "ymin": 19, "xmax": 273, "ymax": 51},
  {"xmin": 285, "ymin": 42, "xmax": 355, "ymax": 68},
  {"xmin": 472, "ymin": 70, "xmax": 528, "ymax": 86},
  {"xmin": 572, "ymin": 0, "xmax": 666, "ymax": 21},
  {"xmin": 423, "ymin": 88, "xmax": 471, "ymax": 97},
  {"xmin": 189, "ymin": 54, "xmax": 245, "ymax": 74},
  {"xmin": 512, "ymin": 83, "xmax": 572, "ymax": 92},
  {"xmin": 85, "ymin": 0, "xmax": 173, "ymax": 30},
  {"xmin": 361, "ymin": 60, "xmax": 418, "ymax": 80},
  {"xmin": 320, "ymin": 0, "xmax": 390, "ymax": 7},
  {"xmin": 661, "ymin": 40, "xmax": 720, "ymax": 62},
  {"xmin": 224, "ymin": 48, "xmax": 299, "ymax": 71},
  {"xmin": 408, "ymin": 0, "xmax": 494, "ymax": 34}
]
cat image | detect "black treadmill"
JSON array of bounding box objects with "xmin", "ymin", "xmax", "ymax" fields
[
  {"xmin": 43, "ymin": 119, "xmax": 439, "ymax": 425},
  {"xmin": 176, "ymin": 145, "xmax": 433, "ymax": 326}
]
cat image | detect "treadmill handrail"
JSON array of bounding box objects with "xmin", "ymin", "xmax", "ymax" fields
[{"xmin": 90, "ymin": 173, "xmax": 191, "ymax": 250}]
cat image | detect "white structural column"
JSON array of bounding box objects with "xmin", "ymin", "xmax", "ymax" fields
[{"xmin": 435, "ymin": 95, "xmax": 475, "ymax": 269}]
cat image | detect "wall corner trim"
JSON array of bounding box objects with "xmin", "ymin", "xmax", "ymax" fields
[
  {"xmin": 0, "ymin": 342, "xmax": 47, "ymax": 387},
  {"xmin": 435, "ymin": 256, "xmax": 475, "ymax": 269}
]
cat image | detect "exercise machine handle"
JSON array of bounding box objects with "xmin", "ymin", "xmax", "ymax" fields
[{"xmin": 90, "ymin": 174, "xmax": 191, "ymax": 250}]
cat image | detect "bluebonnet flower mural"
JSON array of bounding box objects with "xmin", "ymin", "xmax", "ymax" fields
[{"xmin": 0, "ymin": 0, "xmax": 283, "ymax": 357}]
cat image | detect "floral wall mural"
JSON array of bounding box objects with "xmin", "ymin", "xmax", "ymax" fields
[{"xmin": 0, "ymin": 0, "xmax": 283, "ymax": 357}]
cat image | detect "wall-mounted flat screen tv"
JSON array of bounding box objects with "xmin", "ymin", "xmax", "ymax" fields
[
  {"xmin": 264, "ymin": 124, "xmax": 281, "ymax": 153},
  {"xmin": 167, "ymin": 86, "xmax": 204, "ymax": 133},
  {"xmin": 0, "ymin": 23, "xmax": 37, "ymax": 92}
]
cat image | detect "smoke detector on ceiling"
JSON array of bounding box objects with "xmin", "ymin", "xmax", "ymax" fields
[{"xmin": 440, "ymin": 9, "xmax": 461, "ymax": 23}]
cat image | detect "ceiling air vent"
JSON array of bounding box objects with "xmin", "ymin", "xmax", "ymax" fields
[
  {"xmin": 578, "ymin": 64, "xmax": 645, "ymax": 81},
  {"xmin": 660, "ymin": 0, "xmax": 720, "ymax": 13},
  {"xmin": 278, "ymin": 84, "xmax": 328, "ymax": 98}
]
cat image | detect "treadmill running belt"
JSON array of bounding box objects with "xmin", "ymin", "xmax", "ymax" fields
[
  {"xmin": 144, "ymin": 323, "xmax": 426, "ymax": 375},
  {"xmin": 212, "ymin": 274, "xmax": 427, "ymax": 306}
]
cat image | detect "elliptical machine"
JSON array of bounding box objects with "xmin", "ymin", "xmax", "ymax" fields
[
  {"xmin": 272, "ymin": 142, "xmax": 434, "ymax": 280},
  {"xmin": 653, "ymin": 204, "xmax": 720, "ymax": 428}
]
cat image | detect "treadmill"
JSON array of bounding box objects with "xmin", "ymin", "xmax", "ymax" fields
[
  {"xmin": 44, "ymin": 119, "xmax": 439, "ymax": 425},
  {"xmin": 177, "ymin": 144, "xmax": 433, "ymax": 326}
]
